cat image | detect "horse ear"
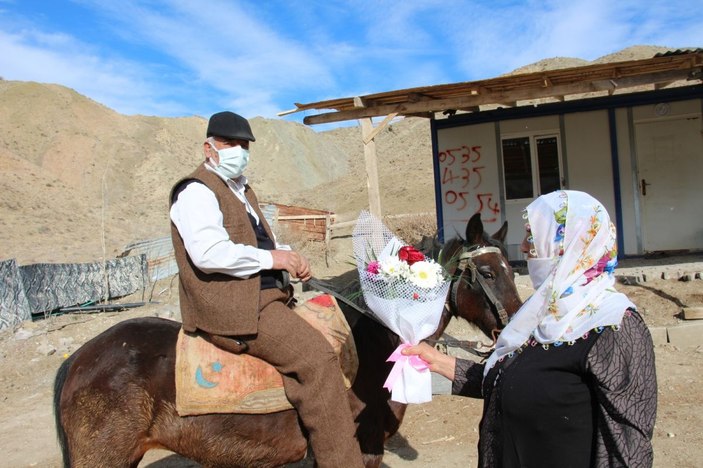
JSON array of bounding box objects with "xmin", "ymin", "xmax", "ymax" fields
[
  {"xmin": 492, "ymin": 221, "xmax": 508, "ymax": 244},
  {"xmin": 465, "ymin": 213, "xmax": 484, "ymax": 244}
]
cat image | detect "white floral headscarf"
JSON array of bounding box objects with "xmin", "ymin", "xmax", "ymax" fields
[{"xmin": 484, "ymin": 190, "xmax": 635, "ymax": 375}]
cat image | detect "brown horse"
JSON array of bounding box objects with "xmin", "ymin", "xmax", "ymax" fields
[{"xmin": 53, "ymin": 213, "xmax": 521, "ymax": 468}]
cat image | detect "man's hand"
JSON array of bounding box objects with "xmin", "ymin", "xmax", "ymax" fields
[{"xmin": 271, "ymin": 250, "xmax": 312, "ymax": 282}]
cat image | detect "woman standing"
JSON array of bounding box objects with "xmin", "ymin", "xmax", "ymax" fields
[{"xmin": 404, "ymin": 190, "xmax": 657, "ymax": 467}]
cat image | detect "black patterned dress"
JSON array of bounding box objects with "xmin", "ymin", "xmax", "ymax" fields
[{"xmin": 452, "ymin": 309, "xmax": 657, "ymax": 468}]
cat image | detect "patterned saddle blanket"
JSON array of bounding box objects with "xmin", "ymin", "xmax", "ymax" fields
[{"xmin": 175, "ymin": 294, "xmax": 358, "ymax": 415}]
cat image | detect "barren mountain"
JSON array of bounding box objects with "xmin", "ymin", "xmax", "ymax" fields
[{"xmin": 0, "ymin": 45, "xmax": 681, "ymax": 265}]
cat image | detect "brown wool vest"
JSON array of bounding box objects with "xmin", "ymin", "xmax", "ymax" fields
[{"xmin": 170, "ymin": 164, "xmax": 276, "ymax": 336}]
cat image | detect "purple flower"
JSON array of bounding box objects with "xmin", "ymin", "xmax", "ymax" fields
[
  {"xmin": 583, "ymin": 253, "xmax": 614, "ymax": 284},
  {"xmin": 366, "ymin": 261, "xmax": 380, "ymax": 275},
  {"xmin": 554, "ymin": 224, "xmax": 565, "ymax": 242}
]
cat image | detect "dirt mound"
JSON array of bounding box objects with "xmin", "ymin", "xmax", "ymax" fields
[
  {"xmin": 0, "ymin": 81, "xmax": 434, "ymax": 265},
  {"xmin": 0, "ymin": 45, "xmax": 679, "ymax": 266}
]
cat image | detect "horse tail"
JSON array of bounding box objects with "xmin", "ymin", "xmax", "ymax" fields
[{"xmin": 53, "ymin": 355, "xmax": 74, "ymax": 468}]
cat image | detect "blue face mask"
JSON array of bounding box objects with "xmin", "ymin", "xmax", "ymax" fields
[{"xmin": 210, "ymin": 144, "xmax": 250, "ymax": 179}]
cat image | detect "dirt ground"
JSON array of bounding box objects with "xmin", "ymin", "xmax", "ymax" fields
[
  {"xmin": 1, "ymin": 246, "xmax": 702, "ymax": 468},
  {"xmin": 2, "ymin": 46, "xmax": 698, "ymax": 467}
]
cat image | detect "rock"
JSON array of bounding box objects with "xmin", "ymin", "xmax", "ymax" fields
[
  {"xmin": 58, "ymin": 337, "xmax": 74, "ymax": 349},
  {"xmin": 36, "ymin": 342, "xmax": 56, "ymax": 356},
  {"xmin": 14, "ymin": 328, "xmax": 34, "ymax": 340},
  {"xmin": 154, "ymin": 305, "xmax": 181, "ymax": 321},
  {"xmin": 618, "ymin": 275, "xmax": 641, "ymax": 285}
]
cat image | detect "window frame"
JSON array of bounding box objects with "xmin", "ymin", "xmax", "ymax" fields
[{"xmin": 500, "ymin": 132, "xmax": 564, "ymax": 201}]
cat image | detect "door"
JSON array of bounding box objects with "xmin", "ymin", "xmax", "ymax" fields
[
  {"xmin": 501, "ymin": 134, "xmax": 563, "ymax": 258},
  {"xmin": 635, "ymin": 116, "xmax": 703, "ymax": 252}
]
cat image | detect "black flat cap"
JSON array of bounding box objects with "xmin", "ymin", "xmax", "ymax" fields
[{"xmin": 206, "ymin": 111, "xmax": 256, "ymax": 142}]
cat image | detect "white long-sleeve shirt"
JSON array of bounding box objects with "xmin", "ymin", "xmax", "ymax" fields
[{"xmin": 170, "ymin": 166, "xmax": 287, "ymax": 278}]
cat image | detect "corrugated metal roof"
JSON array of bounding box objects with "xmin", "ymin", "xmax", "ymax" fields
[
  {"xmin": 654, "ymin": 48, "xmax": 703, "ymax": 57},
  {"xmin": 284, "ymin": 50, "xmax": 703, "ymax": 125}
]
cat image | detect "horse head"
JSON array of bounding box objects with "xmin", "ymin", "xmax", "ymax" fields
[{"xmin": 432, "ymin": 213, "xmax": 523, "ymax": 342}]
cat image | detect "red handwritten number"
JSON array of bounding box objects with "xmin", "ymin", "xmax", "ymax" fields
[
  {"xmin": 476, "ymin": 193, "xmax": 500, "ymax": 222},
  {"xmin": 460, "ymin": 167, "xmax": 471, "ymax": 188},
  {"xmin": 471, "ymin": 166, "xmax": 484, "ymax": 188},
  {"xmin": 471, "ymin": 146, "xmax": 481, "ymax": 162},
  {"xmin": 438, "ymin": 151, "xmax": 456, "ymax": 165},
  {"xmin": 442, "ymin": 167, "xmax": 460, "ymax": 184},
  {"xmin": 445, "ymin": 190, "xmax": 469, "ymax": 210}
]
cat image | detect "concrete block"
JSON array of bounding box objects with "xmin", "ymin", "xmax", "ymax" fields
[
  {"xmin": 666, "ymin": 322, "xmax": 703, "ymax": 348},
  {"xmin": 618, "ymin": 275, "xmax": 641, "ymax": 285},
  {"xmin": 649, "ymin": 326, "xmax": 669, "ymax": 346}
]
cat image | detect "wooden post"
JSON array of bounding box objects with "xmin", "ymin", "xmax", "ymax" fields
[
  {"xmin": 324, "ymin": 213, "xmax": 331, "ymax": 267},
  {"xmin": 359, "ymin": 117, "xmax": 382, "ymax": 218}
]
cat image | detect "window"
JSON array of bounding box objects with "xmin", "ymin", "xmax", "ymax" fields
[
  {"xmin": 537, "ymin": 136, "xmax": 561, "ymax": 194},
  {"xmin": 502, "ymin": 134, "xmax": 562, "ymax": 200}
]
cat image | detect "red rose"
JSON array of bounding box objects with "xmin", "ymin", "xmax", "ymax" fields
[{"xmin": 398, "ymin": 246, "xmax": 425, "ymax": 265}]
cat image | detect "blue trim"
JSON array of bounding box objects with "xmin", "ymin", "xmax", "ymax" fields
[
  {"xmin": 607, "ymin": 108, "xmax": 625, "ymax": 258},
  {"xmin": 431, "ymin": 84, "xmax": 703, "ymax": 255},
  {"xmin": 430, "ymin": 118, "xmax": 446, "ymax": 243},
  {"xmin": 434, "ymin": 85, "xmax": 703, "ymax": 129}
]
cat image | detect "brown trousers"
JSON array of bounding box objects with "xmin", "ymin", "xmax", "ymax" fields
[{"xmin": 206, "ymin": 288, "xmax": 364, "ymax": 468}]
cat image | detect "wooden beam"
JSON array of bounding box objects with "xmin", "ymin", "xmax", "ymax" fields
[
  {"xmin": 303, "ymin": 68, "xmax": 700, "ymax": 125},
  {"xmin": 359, "ymin": 117, "xmax": 382, "ymax": 218},
  {"xmin": 277, "ymin": 108, "xmax": 299, "ymax": 117},
  {"xmin": 362, "ymin": 113, "xmax": 398, "ymax": 144}
]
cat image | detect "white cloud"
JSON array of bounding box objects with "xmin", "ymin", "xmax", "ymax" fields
[
  {"xmin": 0, "ymin": 0, "xmax": 700, "ymax": 120},
  {"xmin": 0, "ymin": 29, "xmax": 182, "ymax": 115},
  {"xmin": 76, "ymin": 0, "xmax": 336, "ymax": 117},
  {"xmin": 442, "ymin": 0, "xmax": 703, "ymax": 80}
]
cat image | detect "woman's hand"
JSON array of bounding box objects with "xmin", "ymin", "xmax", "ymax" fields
[{"xmin": 402, "ymin": 342, "xmax": 457, "ymax": 380}]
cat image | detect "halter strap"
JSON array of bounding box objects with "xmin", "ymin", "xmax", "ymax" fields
[
  {"xmin": 457, "ymin": 246, "xmax": 502, "ymax": 266},
  {"xmin": 451, "ymin": 245, "xmax": 509, "ymax": 327}
]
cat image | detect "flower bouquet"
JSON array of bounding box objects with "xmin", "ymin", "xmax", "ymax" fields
[{"xmin": 352, "ymin": 211, "xmax": 450, "ymax": 403}]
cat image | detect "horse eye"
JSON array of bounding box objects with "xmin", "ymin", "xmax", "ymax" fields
[{"xmin": 479, "ymin": 268, "xmax": 495, "ymax": 280}]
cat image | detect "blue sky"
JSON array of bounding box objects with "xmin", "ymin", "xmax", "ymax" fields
[{"xmin": 1, "ymin": 0, "xmax": 701, "ymax": 126}]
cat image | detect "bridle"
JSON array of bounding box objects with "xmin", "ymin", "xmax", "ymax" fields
[
  {"xmin": 426, "ymin": 244, "xmax": 510, "ymax": 358},
  {"xmin": 449, "ymin": 245, "xmax": 510, "ymax": 328}
]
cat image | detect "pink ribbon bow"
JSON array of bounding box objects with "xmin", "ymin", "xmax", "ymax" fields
[{"xmin": 383, "ymin": 343, "xmax": 430, "ymax": 391}]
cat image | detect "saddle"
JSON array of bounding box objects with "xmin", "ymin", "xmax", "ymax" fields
[{"xmin": 175, "ymin": 294, "xmax": 358, "ymax": 415}]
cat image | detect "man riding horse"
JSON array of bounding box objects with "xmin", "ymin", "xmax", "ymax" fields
[{"xmin": 169, "ymin": 111, "xmax": 364, "ymax": 467}]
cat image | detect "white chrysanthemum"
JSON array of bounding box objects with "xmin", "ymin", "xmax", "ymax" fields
[
  {"xmin": 408, "ymin": 261, "xmax": 442, "ymax": 288},
  {"xmin": 379, "ymin": 256, "xmax": 410, "ymax": 280}
]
